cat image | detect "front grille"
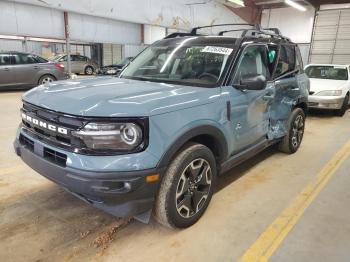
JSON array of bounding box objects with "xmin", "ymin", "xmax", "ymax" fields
[
  {"xmin": 23, "ymin": 103, "xmax": 83, "ymax": 128},
  {"xmin": 43, "ymin": 147, "xmax": 67, "ymax": 167},
  {"xmin": 19, "ymin": 134, "xmax": 34, "ymax": 151},
  {"xmin": 21, "ymin": 101, "xmax": 149, "ymax": 156},
  {"xmin": 21, "ymin": 102, "xmax": 86, "ymax": 152}
]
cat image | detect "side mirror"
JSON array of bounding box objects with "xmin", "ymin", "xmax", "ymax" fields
[{"xmin": 238, "ymin": 74, "xmax": 267, "ymax": 90}]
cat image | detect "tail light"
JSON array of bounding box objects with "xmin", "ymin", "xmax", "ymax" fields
[{"xmin": 54, "ymin": 63, "xmax": 65, "ymax": 72}]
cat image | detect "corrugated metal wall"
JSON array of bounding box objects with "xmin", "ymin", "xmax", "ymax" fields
[
  {"xmin": 0, "ymin": 1, "xmax": 64, "ymax": 39},
  {"xmin": 0, "ymin": 39, "xmax": 23, "ymax": 52},
  {"xmin": 124, "ymin": 45, "xmax": 145, "ymax": 58},
  {"xmin": 69, "ymin": 13, "xmax": 141, "ymax": 45},
  {"xmin": 102, "ymin": 44, "xmax": 122, "ymax": 66},
  {"xmin": 310, "ymin": 9, "xmax": 350, "ymax": 64}
]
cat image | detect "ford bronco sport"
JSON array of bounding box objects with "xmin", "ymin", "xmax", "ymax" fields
[{"xmin": 14, "ymin": 24, "xmax": 309, "ymax": 228}]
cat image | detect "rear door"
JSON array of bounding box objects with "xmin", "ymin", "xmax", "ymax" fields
[
  {"xmin": 268, "ymin": 44, "xmax": 305, "ymax": 139},
  {"xmin": 0, "ymin": 53, "xmax": 16, "ymax": 88},
  {"xmin": 75, "ymin": 55, "xmax": 88, "ymax": 73},
  {"xmin": 12, "ymin": 53, "xmax": 41, "ymax": 86}
]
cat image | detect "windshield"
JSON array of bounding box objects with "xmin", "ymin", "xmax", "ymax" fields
[
  {"xmin": 305, "ymin": 66, "xmax": 348, "ymax": 80},
  {"xmin": 119, "ymin": 57, "xmax": 132, "ymax": 65},
  {"xmin": 49, "ymin": 54, "xmax": 64, "ymax": 62},
  {"xmin": 120, "ymin": 42, "xmax": 234, "ymax": 87}
]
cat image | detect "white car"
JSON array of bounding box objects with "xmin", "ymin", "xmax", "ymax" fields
[{"xmin": 305, "ymin": 64, "xmax": 350, "ymax": 116}]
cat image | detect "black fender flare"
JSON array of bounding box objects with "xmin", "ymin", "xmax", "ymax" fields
[{"xmin": 156, "ymin": 125, "xmax": 228, "ymax": 170}]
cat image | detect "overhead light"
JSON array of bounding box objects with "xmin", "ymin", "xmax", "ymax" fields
[
  {"xmin": 285, "ymin": 0, "xmax": 307, "ymax": 11},
  {"xmin": 227, "ymin": 0, "xmax": 245, "ymax": 7}
]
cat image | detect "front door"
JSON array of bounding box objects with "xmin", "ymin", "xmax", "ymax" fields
[{"xmin": 226, "ymin": 44, "xmax": 273, "ymax": 153}]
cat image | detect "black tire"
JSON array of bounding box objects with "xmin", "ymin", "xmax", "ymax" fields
[
  {"xmin": 84, "ymin": 66, "xmax": 94, "ymax": 75},
  {"xmin": 38, "ymin": 74, "xmax": 56, "ymax": 85},
  {"xmin": 278, "ymin": 108, "xmax": 305, "ymax": 154},
  {"xmin": 154, "ymin": 143, "xmax": 216, "ymax": 229},
  {"xmin": 335, "ymin": 94, "xmax": 349, "ymax": 117}
]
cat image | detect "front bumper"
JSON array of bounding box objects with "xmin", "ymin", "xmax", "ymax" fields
[
  {"xmin": 14, "ymin": 135, "xmax": 162, "ymax": 218},
  {"xmin": 308, "ymin": 95, "xmax": 344, "ymax": 110}
]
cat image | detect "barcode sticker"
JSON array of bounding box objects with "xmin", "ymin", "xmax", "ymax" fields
[{"xmin": 201, "ymin": 46, "xmax": 233, "ymax": 56}]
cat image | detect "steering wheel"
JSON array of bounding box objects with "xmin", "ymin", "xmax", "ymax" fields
[{"xmin": 198, "ymin": 72, "xmax": 218, "ymax": 81}]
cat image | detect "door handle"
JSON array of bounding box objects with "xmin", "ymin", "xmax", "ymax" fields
[
  {"xmin": 263, "ymin": 95, "xmax": 274, "ymax": 101},
  {"xmin": 4, "ymin": 67, "xmax": 9, "ymax": 71},
  {"xmin": 263, "ymin": 88, "xmax": 275, "ymax": 101},
  {"xmin": 33, "ymin": 66, "xmax": 39, "ymax": 69}
]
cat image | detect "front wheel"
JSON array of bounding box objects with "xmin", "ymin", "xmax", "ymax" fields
[
  {"xmin": 84, "ymin": 66, "xmax": 94, "ymax": 75},
  {"xmin": 38, "ymin": 74, "xmax": 56, "ymax": 85},
  {"xmin": 278, "ymin": 108, "xmax": 305, "ymax": 154},
  {"xmin": 154, "ymin": 143, "xmax": 216, "ymax": 228},
  {"xmin": 335, "ymin": 94, "xmax": 349, "ymax": 117}
]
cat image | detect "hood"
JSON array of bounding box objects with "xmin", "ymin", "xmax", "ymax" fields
[
  {"xmin": 309, "ymin": 78, "xmax": 347, "ymax": 93},
  {"xmin": 22, "ymin": 77, "xmax": 220, "ymax": 117}
]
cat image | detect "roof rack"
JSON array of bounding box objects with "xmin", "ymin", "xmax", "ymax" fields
[
  {"xmin": 190, "ymin": 23, "xmax": 258, "ymax": 35},
  {"xmin": 242, "ymin": 28, "xmax": 291, "ymax": 41},
  {"xmin": 164, "ymin": 23, "xmax": 290, "ymax": 42}
]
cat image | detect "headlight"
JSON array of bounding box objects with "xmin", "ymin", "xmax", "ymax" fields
[
  {"xmin": 72, "ymin": 122, "xmax": 144, "ymax": 152},
  {"xmin": 316, "ymin": 90, "xmax": 342, "ymax": 96}
]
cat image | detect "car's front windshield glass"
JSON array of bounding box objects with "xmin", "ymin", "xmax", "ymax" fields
[
  {"xmin": 305, "ymin": 66, "xmax": 348, "ymax": 80},
  {"xmin": 120, "ymin": 41, "xmax": 234, "ymax": 87},
  {"xmin": 49, "ymin": 55, "xmax": 64, "ymax": 62},
  {"xmin": 119, "ymin": 57, "xmax": 131, "ymax": 65}
]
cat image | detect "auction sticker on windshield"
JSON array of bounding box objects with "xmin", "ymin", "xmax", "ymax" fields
[{"xmin": 201, "ymin": 46, "xmax": 233, "ymax": 56}]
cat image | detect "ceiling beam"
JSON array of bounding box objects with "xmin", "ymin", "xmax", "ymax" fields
[{"xmin": 225, "ymin": 0, "xmax": 262, "ymax": 24}]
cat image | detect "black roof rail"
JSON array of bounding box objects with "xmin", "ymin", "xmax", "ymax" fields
[
  {"xmin": 218, "ymin": 28, "xmax": 257, "ymax": 36},
  {"xmin": 164, "ymin": 23, "xmax": 291, "ymax": 42},
  {"xmin": 263, "ymin": 28, "xmax": 282, "ymax": 35},
  {"xmin": 190, "ymin": 23, "xmax": 258, "ymax": 35},
  {"xmin": 164, "ymin": 32, "xmax": 197, "ymax": 39},
  {"xmin": 242, "ymin": 28, "xmax": 291, "ymax": 42}
]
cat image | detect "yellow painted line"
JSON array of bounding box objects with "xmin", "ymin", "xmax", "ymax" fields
[
  {"xmin": 0, "ymin": 166, "xmax": 26, "ymax": 175},
  {"xmin": 240, "ymin": 139, "xmax": 350, "ymax": 262}
]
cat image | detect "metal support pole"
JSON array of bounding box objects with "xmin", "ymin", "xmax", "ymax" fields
[{"xmin": 64, "ymin": 12, "xmax": 72, "ymax": 76}]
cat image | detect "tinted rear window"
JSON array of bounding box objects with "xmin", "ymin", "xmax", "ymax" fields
[
  {"xmin": 305, "ymin": 66, "xmax": 348, "ymax": 80},
  {"xmin": 13, "ymin": 53, "xmax": 38, "ymax": 64}
]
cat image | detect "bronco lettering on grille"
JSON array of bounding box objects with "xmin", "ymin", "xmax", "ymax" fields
[{"xmin": 21, "ymin": 112, "xmax": 68, "ymax": 135}]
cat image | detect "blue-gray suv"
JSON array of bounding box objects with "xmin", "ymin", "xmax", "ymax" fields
[{"xmin": 14, "ymin": 25, "xmax": 309, "ymax": 228}]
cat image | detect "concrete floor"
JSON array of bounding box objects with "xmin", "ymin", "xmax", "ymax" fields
[{"xmin": 1, "ymin": 91, "xmax": 350, "ymax": 262}]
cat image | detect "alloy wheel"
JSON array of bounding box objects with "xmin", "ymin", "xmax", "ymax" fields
[
  {"xmin": 175, "ymin": 158, "xmax": 212, "ymax": 218},
  {"xmin": 291, "ymin": 114, "xmax": 304, "ymax": 148},
  {"xmin": 86, "ymin": 67, "xmax": 93, "ymax": 75},
  {"xmin": 41, "ymin": 77, "xmax": 54, "ymax": 84}
]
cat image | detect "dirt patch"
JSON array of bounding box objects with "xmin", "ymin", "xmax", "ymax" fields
[{"xmin": 93, "ymin": 218, "xmax": 133, "ymax": 251}]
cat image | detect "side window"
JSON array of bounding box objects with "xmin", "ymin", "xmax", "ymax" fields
[
  {"xmin": 233, "ymin": 45, "xmax": 270, "ymax": 84},
  {"xmin": 267, "ymin": 45, "xmax": 278, "ymax": 76},
  {"xmin": 76, "ymin": 55, "xmax": 87, "ymax": 62},
  {"xmin": 13, "ymin": 54, "xmax": 38, "ymax": 64},
  {"xmin": 275, "ymin": 45, "xmax": 296, "ymax": 78},
  {"xmin": 295, "ymin": 46, "xmax": 304, "ymax": 73},
  {"xmin": 0, "ymin": 54, "xmax": 11, "ymax": 66}
]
